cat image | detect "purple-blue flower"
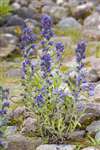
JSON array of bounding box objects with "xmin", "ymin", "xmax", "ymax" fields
[
  {"xmin": 55, "ymin": 42, "xmax": 64, "ymax": 60},
  {"xmin": 89, "ymin": 83, "xmax": 95, "ymax": 96},
  {"xmin": 41, "ymin": 15, "xmax": 54, "ymax": 40},
  {"xmin": 75, "ymin": 41, "xmax": 86, "ymax": 70},
  {"xmin": 41, "ymin": 15, "xmax": 52, "ymax": 30},
  {"xmin": 35, "ymin": 94, "xmax": 44, "ymax": 106},
  {"xmin": 2, "ymin": 101, "xmax": 10, "ymax": 108},
  {"xmin": 41, "ymin": 54, "xmax": 51, "ymax": 77},
  {"xmin": 0, "ymin": 109, "xmax": 6, "ymax": 115}
]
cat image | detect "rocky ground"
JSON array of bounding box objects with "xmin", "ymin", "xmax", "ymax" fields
[{"xmin": 0, "ymin": 0, "xmax": 100, "ymax": 150}]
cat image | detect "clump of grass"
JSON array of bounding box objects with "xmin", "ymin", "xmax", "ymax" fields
[{"xmin": 0, "ymin": 0, "xmax": 13, "ymax": 18}]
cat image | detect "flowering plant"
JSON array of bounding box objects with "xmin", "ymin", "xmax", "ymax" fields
[
  {"xmin": 0, "ymin": 87, "xmax": 10, "ymax": 149},
  {"xmin": 20, "ymin": 15, "xmax": 94, "ymax": 143}
]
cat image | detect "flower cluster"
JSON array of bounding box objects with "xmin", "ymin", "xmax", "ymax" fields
[
  {"xmin": 0, "ymin": 88, "xmax": 10, "ymax": 115},
  {"xmin": 41, "ymin": 54, "xmax": 51, "ymax": 78},
  {"xmin": 55, "ymin": 42, "xmax": 64, "ymax": 60},
  {"xmin": 75, "ymin": 41, "xmax": 86, "ymax": 70},
  {"xmin": 41, "ymin": 15, "xmax": 54, "ymax": 40},
  {"xmin": 20, "ymin": 27, "xmax": 37, "ymax": 79},
  {"xmin": 35, "ymin": 94, "xmax": 44, "ymax": 107},
  {"xmin": 0, "ymin": 87, "xmax": 10, "ymax": 148}
]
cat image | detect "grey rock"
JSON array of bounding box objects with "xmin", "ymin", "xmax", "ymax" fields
[
  {"xmin": 21, "ymin": 117, "xmax": 37, "ymax": 134},
  {"xmin": 8, "ymin": 106, "xmax": 26, "ymax": 119},
  {"xmin": 79, "ymin": 113, "xmax": 97, "ymax": 125},
  {"xmin": 36, "ymin": 144, "xmax": 76, "ymax": 150},
  {"xmin": 68, "ymin": 0, "xmax": 86, "ymax": 6},
  {"xmin": 6, "ymin": 134, "xmax": 41, "ymax": 150},
  {"xmin": 28, "ymin": 1, "xmax": 42, "ymax": 9},
  {"xmin": 6, "ymin": 126, "xmax": 17, "ymax": 136},
  {"xmin": 12, "ymin": 2, "xmax": 21, "ymax": 10},
  {"xmin": 49, "ymin": 6, "xmax": 69, "ymax": 21},
  {"xmin": 86, "ymin": 120, "xmax": 100, "ymax": 134},
  {"xmin": 58, "ymin": 17, "xmax": 82, "ymax": 29},
  {"xmin": 72, "ymin": 2, "xmax": 93, "ymax": 19},
  {"xmin": 95, "ymin": 131, "xmax": 100, "ymax": 142},
  {"xmin": 15, "ymin": 7, "xmax": 35, "ymax": 19},
  {"xmin": 42, "ymin": 5, "xmax": 53, "ymax": 14},
  {"xmin": 85, "ymin": 103, "xmax": 100, "ymax": 116},
  {"xmin": 6, "ymin": 15, "xmax": 26, "ymax": 28},
  {"xmin": 0, "ymin": 33, "xmax": 18, "ymax": 58},
  {"xmin": 6, "ymin": 68, "xmax": 21, "ymax": 78},
  {"xmin": 87, "ymin": 69, "xmax": 99, "ymax": 82},
  {"xmin": 94, "ymin": 84, "xmax": 100, "ymax": 102},
  {"xmin": 68, "ymin": 130, "xmax": 85, "ymax": 140},
  {"xmin": 83, "ymin": 12, "xmax": 100, "ymax": 40},
  {"xmin": 89, "ymin": 57, "xmax": 100, "ymax": 78},
  {"xmin": 15, "ymin": 0, "xmax": 30, "ymax": 6},
  {"xmin": 82, "ymin": 147, "xmax": 100, "ymax": 150}
]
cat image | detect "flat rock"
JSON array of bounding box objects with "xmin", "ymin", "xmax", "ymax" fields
[
  {"xmin": 21, "ymin": 117, "xmax": 37, "ymax": 134},
  {"xmin": 36, "ymin": 144, "xmax": 76, "ymax": 150},
  {"xmin": 89, "ymin": 57, "xmax": 100, "ymax": 77},
  {"xmin": 82, "ymin": 147, "xmax": 100, "ymax": 150},
  {"xmin": 86, "ymin": 120, "xmax": 100, "ymax": 134},
  {"xmin": 6, "ymin": 134, "xmax": 41, "ymax": 150},
  {"xmin": 49, "ymin": 6, "xmax": 69, "ymax": 21},
  {"xmin": 68, "ymin": 130, "xmax": 85, "ymax": 140},
  {"xmin": 83, "ymin": 12, "xmax": 100, "ymax": 40},
  {"xmin": 94, "ymin": 84, "xmax": 100, "ymax": 102},
  {"xmin": 0, "ymin": 33, "xmax": 18, "ymax": 58},
  {"xmin": 58, "ymin": 17, "xmax": 82, "ymax": 29},
  {"xmin": 95, "ymin": 131, "xmax": 100, "ymax": 142}
]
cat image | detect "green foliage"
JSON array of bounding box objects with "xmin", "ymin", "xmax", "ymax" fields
[
  {"xmin": 87, "ymin": 135, "xmax": 100, "ymax": 146},
  {"xmin": 0, "ymin": 0, "xmax": 12, "ymax": 18}
]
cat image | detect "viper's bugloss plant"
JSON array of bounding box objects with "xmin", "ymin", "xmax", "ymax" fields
[
  {"xmin": 0, "ymin": 87, "xmax": 10, "ymax": 149},
  {"xmin": 20, "ymin": 15, "xmax": 94, "ymax": 143}
]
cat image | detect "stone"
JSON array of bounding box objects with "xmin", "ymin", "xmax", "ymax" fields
[
  {"xmin": 95, "ymin": 131, "xmax": 100, "ymax": 142},
  {"xmin": 6, "ymin": 68, "xmax": 21, "ymax": 78},
  {"xmin": 89, "ymin": 57, "xmax": 100, "ymax": 78},
  {"xmin": 86, "ymin": 120, "xmax": 100, "ymax": 134},
  {"xmin": 82, "ymin": 147, "xmax": 100, "ymax": 150},
  {"xmin": 58, "ymin": 17, "xmax": 82, "ymax": 29},
  {"xmin": 79, "ymin": 113, "xmax": 97, "ymax": 126},
  {"xmin": 94, "ymin": 84, "xmax": 100, "ymax": 102},
  {"xmin": 72, "ymin": 2, "xmax": 93, "ymax": 19},
  {"xmin": 42, "ymin": 5, "xmax": 53, "ymax": 14},
  {"xmin": 15, "ymin": 0, "xmax": 30, "ymax": 6},
  {"xmin": 12, "ymin": 2, "xmax": 21, "ymax": 10},
  {"xmin": 83, "ymin": 12, "xmax": 100, "ymax": 40},
  {"xmin": 8, "ymin": 106, "xmax": 26, "ymax": 119},
  {"xmin": 68, "ymin": 130, "xmax": 85, "ymax": 140},
  {"xmin": 6, "ymin": 15, "xmax": 26, "ymax": 28},
  {"xmin": 85, "ymin": 103, "xmax": 100, "ymax": 116},
  {"xmin": 15, "ymin": 7, "xmax": 35, "ymax": 19},
  {"xmin": 36, "ymin": 144, "xmax": 76, "ymax": 150},
  {"xmin": 6, "ymin": 126, "xmax": 17, "ymax": 136},
  {"xmin": 21, "ymin": 117, "xmax": 37, "ymax": 134},
  {"xmin": 87, "ymin": 69, "xmax": 99, "ymax": 82},
  {"xmin": 50, "ymin": 6, "xmax": 69, "ymax": 22},
  {"xmin": 28, "ymin": 1, "xmax": 42, "ymax": 10},
  {"xmin": 6, "ymin": 134, "xmax": 41, "ymax": 150},
  {"xmin": 0, "ymin": 33, "xmax": 18, "ymax": 58}
]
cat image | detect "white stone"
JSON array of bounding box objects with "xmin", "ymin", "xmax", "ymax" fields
[{"xmin": 36, "ymin": 144, "xmax": 76, "ymax": 150}]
